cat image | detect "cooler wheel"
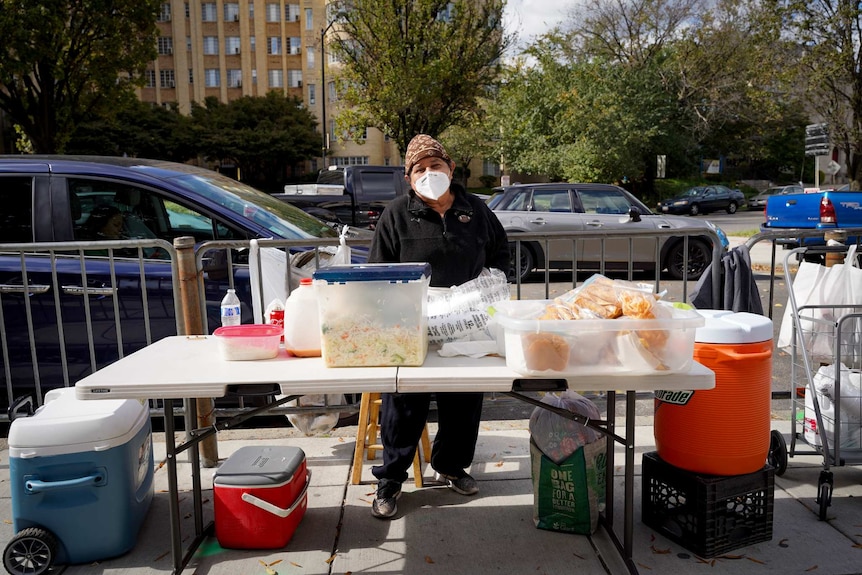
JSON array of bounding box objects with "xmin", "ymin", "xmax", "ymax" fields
[
  {"xmin": 768, "ymin": 429, "xmax": 788, "ymax": 476},
  {"xmin": 3, "ymin": 527, "xmax": 58, "ymax": 575}
]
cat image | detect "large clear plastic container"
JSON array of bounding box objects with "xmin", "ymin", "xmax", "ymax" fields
[{"xmin": 313, "ymin": 263, "xmax": 431, "ymax": 367}]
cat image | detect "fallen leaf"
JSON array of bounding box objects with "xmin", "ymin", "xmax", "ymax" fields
[
  {"xmin": 265, "ymin": 568, "xmax": 277, "ymax": 575},
  {"xmin": 572, "ymin": 552, "xmax": 585, "ymax": 560},
  {"xmin": 269, "ymin": 560, "xmax": 283, "ymax": 566},
  {"xmin": 325, "ymin": 554, "xmax": 337, "ymax": 564},
  {"xmin": 425, "ymin": 556, "xmax": 435, "ymax": 564},
  {"xmin": 495, "ymin": 461, "xmax": 504, "ymax": 467},
  {"xmin": 747, "ymin": 557, "xmax": 766, "ymax": 564},
  {"xmin": 637, "ymin": 562, "xmax": 652, "ymax": 570},
  {"xmin": 779, "ymin": 538, "xmax": 789, "ymax": 548},
  {"xmin": 804, "ymin": 566, "xmax": 818, "ymax": 571},
  {"xmin": 650, "ymin": 545, "xmax": 671, "ymax": 554},
  {"xmin": 289, "ymin": 561, "xmax": 302, "ymax": 567},
  {"xmin": 154, "ymin": 550, "xmax": 170, "ymax": 562},
  {"xmin": 3, "ymin": 520, "xmax": 11, "ymax": 525},
  {"xmin": 718, "ymin": 554, "xmax": 744, "ymax": 560}
]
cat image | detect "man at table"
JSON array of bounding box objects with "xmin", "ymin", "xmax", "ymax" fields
[{"xmin": 367, "ymin": 134, "xmax": 511, "ymax": 518}]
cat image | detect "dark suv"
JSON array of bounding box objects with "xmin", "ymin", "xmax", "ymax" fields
[{"xmin": 0, "ymin": 156, "xmax": 356, "ymax": 416}]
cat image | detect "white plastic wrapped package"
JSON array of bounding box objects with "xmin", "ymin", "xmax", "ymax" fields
[{"xmin": 426, "ymin": 268, "xmax": 510, "ymax": 344}]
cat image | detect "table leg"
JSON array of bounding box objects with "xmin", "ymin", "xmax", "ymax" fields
[{"xmin": 163, "ymin": 399, "xmax": 183, "ymax": 574}]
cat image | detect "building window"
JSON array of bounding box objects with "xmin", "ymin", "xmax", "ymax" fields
[
  {"xmin": 188, "ymin": 69, "xmax": 194, "ymax": 84},
  {"xmin": 289, "ymin": 37, "xmax": 301, "ymax": 55},
  {"xmin": 305, "ymin": 8, "xmax": 313, "ymax": 30},
  {"xmin": 265, "ymin": 3, "xmax": 280, "ymax": 22},
  {"xmin": 157, "ymin": 37, "xmax": 173, "ymax": 55},
  {"xmin": 286, "ymin": 4, "xmax": 300, "ymax": 21},
  {"xmin": 158, "ymin": 3, "xmax": 171, "ymax": 21},
  {"xmin": 226, "ymin": 36, "xmax": 241, "ymax": 54},
  {"xmin": 327, "ymin": 80, "xmax": 336, "ymax": 102},
  {"xmin": 306, "ymin": 47, "xmax": 315, "ymax": 68},
  {"xmin": 268, "ymin": 69, "xmax": 284, "ymax": 88},
  {"xmin": 227, "ymin": 69, "xmax": 242, "ymax": 88},
  {"xmin": 267, "ymin": 37, "xmax": 282, "ymax": 55},
  {"xmin": 288, "ymin": 69, "xmax": 302, "ymax": 88},
  {"xmin": 483, "ymin": 161, "xmax": 501, "ymax": 177},
  {"xmin": 250, "ymin": 36, "xmax": 256, "ymax": 52},
  {"xmin": 205, "ymin": 68, "xmax": 220, "ymax": 87},
  {"xmin": 145, "ymin": 70, "xmax": 157, "ymax": 88},
  {"xmin": 331, "ymin": 157, "xmax": 370, "ymax": 167},
  {"xmin": 186, "ymin": 36, "xmax": 192, "ymax": 51},
  {"xmin": 224, "ymin": 2, "xmax": 239, "ymax": 21},
  {"xmin": 160, "ymin": 69, "xmax": 176, "ymax": 88},
  {"xmin": 249, "ymin": 3, "xmax": 254, "ymax": 20},
  {"xmin": 252, "ymin": 68, "xmax": 258, "ymax": 85},
  {"xmin": 308, "ymin": 83, "xmax": 316, "ymax": 105},
  {"xmin": 203, "ymin": 36, "xmax": 219, "ymax": 55},
  {"xmin": 185, "ymin": 2, "xmax": 190, "ymax": 18},
  {"xmin": 201, "ymin": 2, "xmax": 217, "ymax": 22}
]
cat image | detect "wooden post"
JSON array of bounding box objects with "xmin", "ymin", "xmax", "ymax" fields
[
  {"xmin": 174, "ymin": 236, "xmax": 219, "ymax": 467},
  {"xmin": 824, "ymin": 230, "xmax": 847, "ymax": 268}
]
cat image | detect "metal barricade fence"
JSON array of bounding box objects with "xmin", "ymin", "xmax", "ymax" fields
[{"xmin": 2, "ymin": 227, "xmax": 724, "ymax": 423}]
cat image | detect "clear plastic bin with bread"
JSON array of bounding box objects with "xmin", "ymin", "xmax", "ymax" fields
[{"xmin": 492, "ymin": 275, "xmax": 705, "ymax": 376}]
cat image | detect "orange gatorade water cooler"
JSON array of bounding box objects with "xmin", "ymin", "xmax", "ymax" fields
[{"xmin": 654, "ymin": 310, "xmax": 773, "ymax": 476}]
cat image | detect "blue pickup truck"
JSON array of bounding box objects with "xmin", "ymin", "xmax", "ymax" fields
[{"xmin": 762, "ymin": 185, "xmax": 862, "ymax": 251}]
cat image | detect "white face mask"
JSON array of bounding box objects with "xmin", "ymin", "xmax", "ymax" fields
[{"xmin": 414, "ymin": 170, "xmax": 450, "ymax": 200}]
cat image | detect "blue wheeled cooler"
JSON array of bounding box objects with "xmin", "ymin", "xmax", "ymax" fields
[{"xmin": 3, "ymin": 388, "xmax": 154, "ymax": 575}]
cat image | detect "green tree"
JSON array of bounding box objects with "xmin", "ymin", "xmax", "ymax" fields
[
  {"xmin": 772, "ymin": 0, "xmax": 862, "ymax": 187},
  {"xmin": 67, "ymin": 97, "xmax": 196, "ymax": 162},
  {"xmin": 0, "ymin": 0, "xmax": 160, "ymax": 153},
  {"xmin": 327, "ymin": 0, "xmax": 511, "ymax": 153},
  {"xmin": 190, "ymin": 92, "xmax": 321, "ymax": 191}
]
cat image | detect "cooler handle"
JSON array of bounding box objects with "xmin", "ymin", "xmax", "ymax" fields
[
  {"xmin": 25, "ymin": 470, "xmax": 107, "ymax": 493},
  {"xmin": 240, "ymin": 470, "xmax": 311, "ymax": 518},
  {"xmin": 713, "ymin": 348, "xmax": 772, "ymax": 363}
]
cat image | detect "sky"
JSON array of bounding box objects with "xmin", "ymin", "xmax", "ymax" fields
[{"xmin": 502, "ymin": 0, "xmax": 569, "ymax": 52}]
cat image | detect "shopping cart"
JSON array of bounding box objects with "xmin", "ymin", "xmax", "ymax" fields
[{"xmin": 783, "ymin": 245, "xmax": 862, "ymax": 520}]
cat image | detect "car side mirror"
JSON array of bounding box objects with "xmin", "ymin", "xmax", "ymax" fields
[{"xmin": 628, "ymin": 207, "xmax": 641, "ymax": 222}]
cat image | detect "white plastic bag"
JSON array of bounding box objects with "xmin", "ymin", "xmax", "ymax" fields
[
  {"xmin": 777, "ymin": 245, "xmax": 862, "ymax": 363},
  {"xmin": 426, "ymin": 268, "xmax": 510, "ymax": 344},
  {"xmin": 283, "ymin": 393, "xmax": 345, "ymax": 436}
]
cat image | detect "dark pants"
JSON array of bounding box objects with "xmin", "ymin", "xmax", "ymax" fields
[{"xmin": 371, "ymin": 391, "xmax": 484, "ymax": 484}]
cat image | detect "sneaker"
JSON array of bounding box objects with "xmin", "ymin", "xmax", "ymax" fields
[
  {"xmin": 371, "ymin": 478, "xmax": 402, "ymax": 519},
  {"xmin": 435, "ymin": 471, "xmax": 479, "ymax": 496}
]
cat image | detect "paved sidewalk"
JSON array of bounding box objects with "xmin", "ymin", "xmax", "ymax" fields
[{"xmin": 2, "ymin": 417, "xmax": 860, "ymax": 575}]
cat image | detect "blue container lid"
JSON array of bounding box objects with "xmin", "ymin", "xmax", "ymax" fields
[{"xmin": 313, "ymin": 262, "xmax": 431, "ymax": 283}]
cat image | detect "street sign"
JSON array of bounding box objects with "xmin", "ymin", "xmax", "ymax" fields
[{"xmin": 805, "ymin": 123, "xmax": 831, "ymax": 156}]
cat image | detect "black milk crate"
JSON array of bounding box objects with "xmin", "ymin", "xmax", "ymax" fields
[{"xmin": 641, "ymin": 451, "xmax": 774, "ymax": 558}]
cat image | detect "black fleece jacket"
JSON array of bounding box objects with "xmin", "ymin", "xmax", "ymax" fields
[{"xmin": 368, "ymin": 182, "xmax": 510, "ymax": 288}]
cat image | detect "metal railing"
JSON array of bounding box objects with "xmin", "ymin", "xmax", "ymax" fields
[{"xmin": 2, "ymin": 226, "xmax": 729, "ymax": 423}]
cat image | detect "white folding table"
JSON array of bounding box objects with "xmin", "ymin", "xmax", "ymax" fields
[{"xmin": 75, "ymin": 335, "xmax": 715, "ymax": 575}]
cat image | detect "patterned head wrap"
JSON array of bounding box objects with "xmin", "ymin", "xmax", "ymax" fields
[{"xmin": 404, "ymin": 134, "xmax": 452, "ymax": 175}]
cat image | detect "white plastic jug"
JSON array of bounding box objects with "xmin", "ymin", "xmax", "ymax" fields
[{"xmin": 283, "ymin": 278, "xmax": 321, "ymax": 357}]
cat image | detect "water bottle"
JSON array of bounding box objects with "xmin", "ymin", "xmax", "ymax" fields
[{"xmin": 220, "ymin": 288, "xmax": 241, "ymax": 326}]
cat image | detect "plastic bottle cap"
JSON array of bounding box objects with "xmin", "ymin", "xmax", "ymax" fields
[{"xmin": 300, "ymin": 278, "xmax": 313, "ymax": 285}]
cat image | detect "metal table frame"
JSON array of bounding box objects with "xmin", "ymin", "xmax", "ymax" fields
[{"xmin": 76, "ymin": 336, "xmax": 714, "ymax": 575}]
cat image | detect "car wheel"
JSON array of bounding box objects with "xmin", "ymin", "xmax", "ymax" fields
[
  {"xmin": 666, "ymin": 238, "xmax": 711, "ymax": 280},
  {"xmin": 726, "ymin": 201, "xmax": 738, "ymax": 214},
  {"xmin": 508, "ymin": 242, "xmax": 535, "ymax": 283},
  {"xmin": 689, "ymin": 203, "xmax": 700, "ymax": 216}
]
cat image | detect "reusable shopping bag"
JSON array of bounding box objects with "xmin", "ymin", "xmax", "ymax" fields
[{"xmin": 528, "ymin": 391, "xmax": 607, "ymax": 535}]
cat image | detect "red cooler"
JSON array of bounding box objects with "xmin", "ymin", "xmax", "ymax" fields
[
  {"xmin": 654, "ymin": 310, "xmax": 773, "ymax": 476},
  {"xmin": 213, "ymin": 446, "xmax": 309, "ymax": 549}
]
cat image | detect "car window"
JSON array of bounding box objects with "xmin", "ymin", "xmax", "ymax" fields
[
  {"xmin": 0, "ymin": 177, "xmax": 34, "ymax": 243},
  {"xmin": 578, "ymin": 189, "xmax": 630, "ymax": 215},
  {"xmin": 531, "ymin": 190, "xmax": 566, "ymax": 212},
  {"xmin": 70, "ymin": 178, "xmax": 243, "ymax": 250},
  {"xmin": 497, "ymin": 189, "xmax": 530, "ymax": 211}
]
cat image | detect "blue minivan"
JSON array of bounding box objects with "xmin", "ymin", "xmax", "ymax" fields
[{"xmin": 0, "ymin": 156, "xmax": 367, "ymax": 416}]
